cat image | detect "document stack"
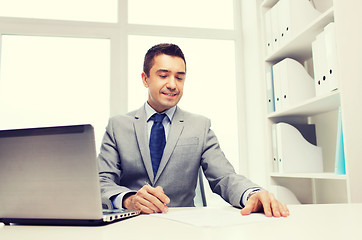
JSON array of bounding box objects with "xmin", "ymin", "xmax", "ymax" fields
[
  {"xmin": 264, "ymin": 0, "xmax": 321, "ymax": 56},
  {"xmin": 272, "ymin": 122, "xmax": 323, "ymax": 174},
  {"xmin": 312, "ymin": 22, "xmax": 339, "ymax": 96},
  {"xmin": 271, "ymin": 58, "xmax": 315, "ymax": 112}
]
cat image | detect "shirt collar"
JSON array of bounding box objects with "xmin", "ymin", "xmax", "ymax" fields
[{"xmin": 145, "ymin": 102, "xmax": 176, "ymax": 122}]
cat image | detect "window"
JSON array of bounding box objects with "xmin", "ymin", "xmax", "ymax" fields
[
  {"xmin": 0, "ymin": 35, "xmax": 110, "ymax": 150},
  {"xmin": 128, "ymin": 0, "xmax": 234, "ymax": 29},
  {"xmin": 0, "ymin": 0, "xmax": 244, "ymax": 207},
  {"xmin": 0, "ymin": 0, "xmax": 117, "ymax": 23}
]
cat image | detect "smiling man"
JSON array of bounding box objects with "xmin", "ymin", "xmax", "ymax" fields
[{"xmin": 98, "ymin": 43, "xmax": 289, "ymax": 217}]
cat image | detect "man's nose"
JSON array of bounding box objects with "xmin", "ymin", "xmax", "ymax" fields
[{"xmin": 166, "ymin": 76, "xmax": 177, "ymax": 89}]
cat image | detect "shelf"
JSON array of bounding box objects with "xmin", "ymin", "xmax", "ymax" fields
[
  {"xmin": 268, "ymin": 90, "xmax": 340, "ymax": 119},
  {"xmin": 270, "ymin": 172, "xmax": 347, "ymax": 180},
  {"xmin": 265, "ymin": 7, "xmax": 334, "ymax": 63}
]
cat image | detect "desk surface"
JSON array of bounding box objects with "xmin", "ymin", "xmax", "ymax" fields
[{"xmin": 1, "ymin": 204, "xmax": 361, "ymax": 240}]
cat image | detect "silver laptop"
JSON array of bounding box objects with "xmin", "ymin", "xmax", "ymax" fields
[{"xmin": 0, "ymin": 124, "xmax": 140, "ymax": 225}]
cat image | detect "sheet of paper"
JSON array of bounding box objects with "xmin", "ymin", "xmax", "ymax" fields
[{"xmin": 150, "ymin": 207, "xmax": 281, "ymax": 227}]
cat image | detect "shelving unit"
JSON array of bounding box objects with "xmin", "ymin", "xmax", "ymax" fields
[{"xmin": 258, "ymin": 0, "xmax": 353, "ymax": 204}]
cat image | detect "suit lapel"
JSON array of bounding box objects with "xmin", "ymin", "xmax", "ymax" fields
[
  {"xmin": 154, "ymin": 107, "xmax": 184, "ymax": 182},
  {"xmin": 133, "ymin": 107, "xmax": 155, "ymax": 182}
]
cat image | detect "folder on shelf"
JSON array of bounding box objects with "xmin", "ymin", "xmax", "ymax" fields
[
  {"xmin": 271, "ymin": 124, "xmax": 278, "ymax": 172},
  {"xmin": 335, "ymin": 107, "xmax": 345, "ymax": 175},
  {"xmin": 264, "ymin": 8, "xmax": 273, "ymax": 56},
  {"xmin": 270, "ymin": 0, "xmax": 281, "ymax": 51},
  {"xmin": 265, "ymin": 65, "xmax": 275, "ymax": 113},
  {"xmin": 272, "ymin": 62, "xmax": 282, "ymax": 112},
  {"xmin": 324, "ymin": 22, "xmax": 339, "ymax": 92},
  {"xmin": 264, "ymin": 0, "xmax": 321, "ymax": 55},
  {"xmin": 278, "ymin": 0, "xmax": 321, "ymax": 46},
  {"xmin": 272, "ymin": 58, "xmax": 315, "ymax": 112},
  {"xmin": 312, "ymin": 31, "xmax": 329, "ymax": 96},
  {"xmin": 275, "ymin": 122, "xmax": 323, "ymax": 174}
]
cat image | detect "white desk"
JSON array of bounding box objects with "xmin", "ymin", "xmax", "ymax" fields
[{"xmin": 1, "ymin": 204, "xmax": 361, "ymax": 240}]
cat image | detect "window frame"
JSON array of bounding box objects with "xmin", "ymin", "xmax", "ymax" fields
[{"xmin": 0, "ymin": 0, "xmax": 248, "ymax": 175}]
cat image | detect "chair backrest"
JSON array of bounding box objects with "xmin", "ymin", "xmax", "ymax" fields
[{"xmin": 194, "ymin": 168, "xmax": 207, "ymax": 207}]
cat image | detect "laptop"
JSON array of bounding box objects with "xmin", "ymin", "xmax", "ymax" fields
[{"xmin": 0, "ymin": 124, "xmax": 141, "ymax": 225}]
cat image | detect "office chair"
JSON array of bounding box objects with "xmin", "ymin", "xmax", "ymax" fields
[{"xmin": 194, "ymin": 167, "xmax": 207, "ymax": 207}]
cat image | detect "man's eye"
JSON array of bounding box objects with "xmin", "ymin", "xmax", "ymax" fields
[{"xmin": 160, "ymin": 75, "xmax": 167, "ymax": 78}]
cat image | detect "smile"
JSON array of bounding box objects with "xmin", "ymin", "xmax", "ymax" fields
[{"xmin": 163, "ymin": 93, "xmax": 177, "ymax": 96}]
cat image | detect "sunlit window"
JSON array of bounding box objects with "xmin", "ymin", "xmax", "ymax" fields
[
  {"xmin": 0, "ymin": 0, "xmax": 118, "ymax": 23},
  {"xmin": 128, "ymin": 0, "xmax": 234, "ymax": 29},
  {"xmin": 0, "ymin": 35, "xmax": 110, "ymax": 149}
]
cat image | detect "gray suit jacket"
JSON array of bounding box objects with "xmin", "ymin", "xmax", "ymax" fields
[{"xmin": 98, "ymin": 105, "xmax": 259, "ymax": 208}]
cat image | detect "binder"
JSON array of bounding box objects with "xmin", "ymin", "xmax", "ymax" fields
[
  {"xmin": 272, "ymin": 61, "xmax": 282, "ymax": 112},
  {"xmin": 273, "ymin": 58, "xmax": 315, "ymax": 111},
  {"xmin": 264, "ymin": 8, "xmax": 273, "ymax": 56},
  {"xmin": 312, "ymin": 31, "xmax": 329, "ymax": 96},
  {"xmin": 278, "ymin": 0, "xmax": 321, "ymax": 45},
  {"xmin": 265, "ymin": 65, "xmax": 275, "ymax": 113},
  {"xmin": 324, "ymin": 22, "xmax": 339, "ymax": 92},
  {"xmin": 271, "ymin": 124, "xmax": 278, "ymax": 172},
  {"xmin": 270, "ymin": 1, "xmax": 281, "ymax": 51},
  {"xmin": 335, "ymin": 107, "xmax": 345, "ymax": 174},
  {"xmin": 266, "ymin": 0, "xmax": 321, "ymax": 54},
  {"xmin": 276, "ymin": 122, "xmax": 323, "ymax": 174}
]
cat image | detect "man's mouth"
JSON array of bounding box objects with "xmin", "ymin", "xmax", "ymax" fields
[{"xmin": 162, "ymin": 92, "xmax": 177, "ymax": 97}]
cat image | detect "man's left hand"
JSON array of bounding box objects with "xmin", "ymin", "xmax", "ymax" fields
[{"xmin": 240, "ymin": 190, "xmax": 290, "ymax": 217}]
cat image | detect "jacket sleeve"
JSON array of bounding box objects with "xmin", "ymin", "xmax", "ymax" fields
[
  {"xmin": 200, "ymin": 119, "xmax": 260, "ymax": 208},
  {"xmin": 98, "ymin": 119, "xmax": 134, "ymax": 202}
]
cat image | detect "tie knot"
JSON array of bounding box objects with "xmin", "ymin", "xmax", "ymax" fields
[{"xmin": 151, "ymin": 113, "xmax": 166, "ymax": 123}]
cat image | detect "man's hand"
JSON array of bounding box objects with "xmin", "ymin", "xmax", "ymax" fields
[
  {"xmin": 123, "ymin": 184, "xmax": 170, "ymax": 214},
  {"xmin": 240, "ymin": 190, "xmax": 289, "ymax": 217}
]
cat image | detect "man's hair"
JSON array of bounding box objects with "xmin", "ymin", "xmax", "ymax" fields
[{"xmin": 143, "ymin": 43, "xmax": 186, "ymax": 77}]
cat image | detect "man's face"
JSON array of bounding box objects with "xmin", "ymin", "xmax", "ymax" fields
[{"xmin": 142, "ymin": 54, "xmax": 186, "ymax": 113}]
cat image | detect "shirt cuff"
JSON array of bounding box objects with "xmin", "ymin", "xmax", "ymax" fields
[
  {"xmin": 112, "ymin": 191, "xmax": 137, "ymax": 209},
  {"xmin": 240, "ymin": 187, "xmax": 261, "ymax": 207}
]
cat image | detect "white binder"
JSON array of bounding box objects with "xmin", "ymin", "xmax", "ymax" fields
[
  {"xmin": 274, "ymin": 0, "xmax": 321, "ymax": 51},
  {"xmin": 273, "ymin": 58, "xmax": 315, "ymax": 111},
  {"xmin": 276, "ymin": 122, "xmax": 323, "ymax": 174},
  {"xmin": 324, "ymin": 22, "xmax": 339, "ymax": 92},
  {"xmin": 264, "ymin": 8, "xmax": 273, "ymax": 56},
  {"xmin": 271, "ymin": 124, "xmax": 279, "ymax": 173},
  {"xmin": 265, "ymin": 65, "xmax": 275, "ymax": 113},
  {"xmin": 312, "ymin": 31, "xmax": 329, "ymax": 96},
  {"xmin": 270, "ymin": 1, "xmax": 281, "ymax": 51},
  {"xmin": 272, "ymin": 61, "xmax": 282, "ymax": 112}
]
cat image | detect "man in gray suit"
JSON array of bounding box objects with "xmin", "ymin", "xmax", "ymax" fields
[{"xmin": 98, "ymin": 43, "xmax": 289, "ymax": 217}]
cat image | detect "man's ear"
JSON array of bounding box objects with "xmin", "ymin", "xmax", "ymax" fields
[{"xmin": 142, "ymin": 72, "xmax": 149, "ymax": 88}]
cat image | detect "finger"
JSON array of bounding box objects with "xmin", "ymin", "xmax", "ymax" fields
[
  {"xmin": 138, "ymin": 186, "xmax": 169, "ymax": 213},
  {"xmin": 148, "ymin": 186, "xmax": 170, "ymax": 205},
  {"xmin": 240, "ymin": 197, "xmax": 259, "ymax": 216},
  {"xmin": 132, "ymin": 193, "xmax": 160, "ymax": 214},
  {"xmin": 270, "ymin": 196, "xmax": 281, "ymax": 217},
  {"xmin": 280, "ymin": 203, "xmax": 290, "ymax": 217},
  {"xmin": 259, "ymin": 192, "xmax": 273, "ymax": 217}
]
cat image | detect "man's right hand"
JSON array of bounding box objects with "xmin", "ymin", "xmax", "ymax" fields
[{"xmin": 123, "ymin": 184, "xmax": 170, "ymax": 214}]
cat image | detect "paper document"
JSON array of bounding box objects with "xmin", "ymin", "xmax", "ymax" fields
[{"xmin": 150, "ymin": 207, "xmax": 280, "ymax": 227}]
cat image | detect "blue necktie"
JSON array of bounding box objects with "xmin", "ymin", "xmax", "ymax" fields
[{"xmin": 149, "ymin": 113, "xmax": 166, "ymax": 177}]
